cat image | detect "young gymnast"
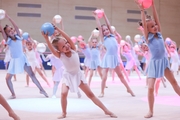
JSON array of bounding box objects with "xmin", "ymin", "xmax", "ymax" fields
[
  {"xmin": 166, "ymin": 42, "xmax": 179, "ymax": 74},
  {"xmin": 111, "ymin": 30, "xmax": 130, "ymax": 82},
  {"xmin": 140, "ymin": 43, "xmax": 166, "ymax": 95},
  {"xmin": 0, "ymin": 94, "xmax": 20, "ymax": 120},
  {"xmin": 77, "ymin": 35, "xmax": 91, "ymax": 78},
  {"xmin": 42, "ymin": 25, "xmax": 117, "ymax": 119},
  {"xmin": 135, "ymin": 0, "xmax": 180, "ymax": 118},
  {"xmin": 41, "ymin": 53, "xmax": 64, "ymax": 98},
  {"xmin": 24, "ymin": 37, "xmax": 50, "ymax": 87},
  {"xmin": 121, "ymin": 42, "xmax": 142, "ymax": 80},
  {"xmin": 87, "ymin": 37, "xmax": 102, "ymax": 86},
  {"xmin": 93, "ymin": 9, "xmax": 135, "ymax": 97},
  {"xmin": 0, "ymin": 12, "xmax": 48, "ymax": 98}
]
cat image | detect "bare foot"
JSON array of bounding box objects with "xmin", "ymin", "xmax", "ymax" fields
[
  {"xmin": 98, "ymin": 93, "xmax": 104, "ymax": 98},
  {"xmin": 57, "ymin": 113, "xmax": 66, "ymax": 119},
  {"xmin": 105, "ymin": 111, "xmax": 118, "ymax": 118},
  {"xmin": 9, "ymin": 112, "xmax": 20, "ymax": 120},
  {"xmin": 127, "ymin": 90, "xmax": 135, "ymax": 97},
  {"xmin": 144, "ymin": 112, "xmax": 153, "ymax": 118}
]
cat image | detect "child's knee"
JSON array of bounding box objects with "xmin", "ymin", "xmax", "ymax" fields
[
  {"xmin": 86, "ymin": 92, "xmax": 95, "ymax": 98},
  {"xmin": 61, "ymin": 92, "xmax": 68, "ymax": 98}
]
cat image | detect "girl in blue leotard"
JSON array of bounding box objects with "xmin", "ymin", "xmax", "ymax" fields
[
  {"xmin": 135, "ymin": 0, "xmax": 180, "ymax": 118},
  {"xmin": 0, "ymin": 12, "xmax": 48, "ymax": 99},
  {"xmin": 93, "ymin": 9, "xmax": 135, "ymax": 97}
]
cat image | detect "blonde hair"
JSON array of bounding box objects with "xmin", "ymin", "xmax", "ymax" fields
[{"xmin": 51, "ymin": 37, "xmax": 66, "ymax": 51}]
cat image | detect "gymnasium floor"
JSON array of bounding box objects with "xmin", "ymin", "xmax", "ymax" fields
[{"xmin": 0, "ymin": 70, "xmax": 180, "ymax": 120}]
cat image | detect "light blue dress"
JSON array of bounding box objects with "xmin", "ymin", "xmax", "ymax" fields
[
  {"xmin": 146, "ymin": 32, "xmax": 170, "ymax": 78},
  {"xmin": 89, "ymin": 47, "xmax": 101, "ymax": 69},
  {"xmin": 81, "ymin": 47, "xmax": 91, "ymax": 68},
  {"xmin": 101, "ymin": 34, "xmax": 120, "ymax": 68},
  {"xmin": 6, "ymin": 35, "xmax": 30, "ymax": 74}
]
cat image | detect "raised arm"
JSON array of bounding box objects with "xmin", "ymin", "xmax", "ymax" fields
[
  {"xmin": 5, "ymin": 13, "xmax": 20, "ymax": 37},
  {"xmin": 102, "ymin": 10, "xmax": 113, "ymax": 34},
  {"xmin": 53, "ymin": 17, "xmax": 64, "ymax": 31},
  {"xmin": 93, "ymin": 12, "xmax": 104, "ymax": 43},
  {"xmin": 54, "ymin": 26, "xmax": 76, "ymax": 51},
  {"xmin": 151, "ymin": 0, "xmax": 161, "ymax": 32},
  {"xmin": 114, "ymin": 31, "xmax": 122, "ymax": 44},
  {"xmin": 41, "ymin": 32, "xmax": 60, "ymax": 58},
  {"xmin": 40, "ymin": 53, "xmax": 51, "ymax": 62}
]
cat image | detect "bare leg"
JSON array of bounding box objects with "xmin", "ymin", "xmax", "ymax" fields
[
  {"xmin": 164, "ymin": 68, "xmax": 180, "ymax": 95},
  {"xmin": 112, "ymin": 70, "xmax": 115, "ymax": 82},
  {"xmin": 134, "ymin": 66, "xmax": 142, "ymax": 80},
  {"xmin": 97, "ymin": 66, "xmax": 103, "ymax": 79},
  {"xmin": 13, "ymin": 75, "xmax": 17, "ymax": 81},
  {"xmin": 79, "ymin": 82, "xmax": 117, "ymax": 118},
  {"xmin": 0, "ymin": 94, "xmax": 20, "ymax": 120},
  {"xmin": 144, "ymin": 78, "xmax": 156, "ymax": 118},
  {"xmin": 85, "ymin": 67, "xmax": 89, "ymax": 78},
  {"xmin": 99, "ymin": 68, "xmax": 109, "ymax": 97},
  {"xmin": 161, "ymin": 77, "xmax": 166, "ymax": 88},
  {"xmin": 40, "ymin": 63, "xmax": 47, "ymax": 76},
  {"xmin": 58, "ymin": 84, "xmax": 69, "ymax": 119},
  {"xmin": 114, "ymin": 66, "xmax": 135, "ymax": 96},
  {"xmin": 5, "ymin": 62, "xmax": 9, "ymax": 70},
  {"xmin": 95, "ymin": 69, "xmax": 98, "ymax": 76},
  {"xmin": 88, "ymin": 69, "xmax": 94, "ymax": 86},
  {"xmin": 26, "ymin": 74, "xmax": 29, "ymax": 87},
  {"xmin": 120, "ymin": 63, "xmax": 130, "ymax": 82},
  {"xmin": 155, "ymin": 78, "xmax": 161, "ymax": 96},
  {"xmin": 36, "ymin": 67, "xmax": 50, "ymax": 86}
]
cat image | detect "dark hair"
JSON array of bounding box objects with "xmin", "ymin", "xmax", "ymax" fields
[
  {"xmin": 3, "ymin": 25, "xmax": 9, "ymax": 32},
  {"xmin": 95, "ymin": 27, "xmax": 99, "ymax": 30},
  {"xmin": 138, "ymin": 20, "xmax": 143, "ymax": 27}
]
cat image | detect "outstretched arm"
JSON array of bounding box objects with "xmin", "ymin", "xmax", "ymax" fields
[
  {"xmin": 114, "ymin": 31, "xmax": 122, "ymax": 44},
  {"xmin": 5, "ymin": 13, "xmax": 20, "ymax": 37},
  {"xmin": 93, "ymin": 11, "xmax": 104, "ymax": 43},
  {"xmin": 42, "ymin": 32, "xmax": 60, "ymax": 58},
  {"xmin": 103, "ymin": 10, "xmax": 113, "ymax": 34},
  {"xmin": 151, "ymin": 0, "xmax": 161, "ymax": 32},
  {"xmin": 135, "ymin": 0, "xmax": 149, "ymax": 43},
  {"xmin": 40, "ymin": 53, "xmax": 51, "ymax": 62},
  {"xmin": 54, "ymin": 26, "xmax": 76, "ymax": 51}
]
